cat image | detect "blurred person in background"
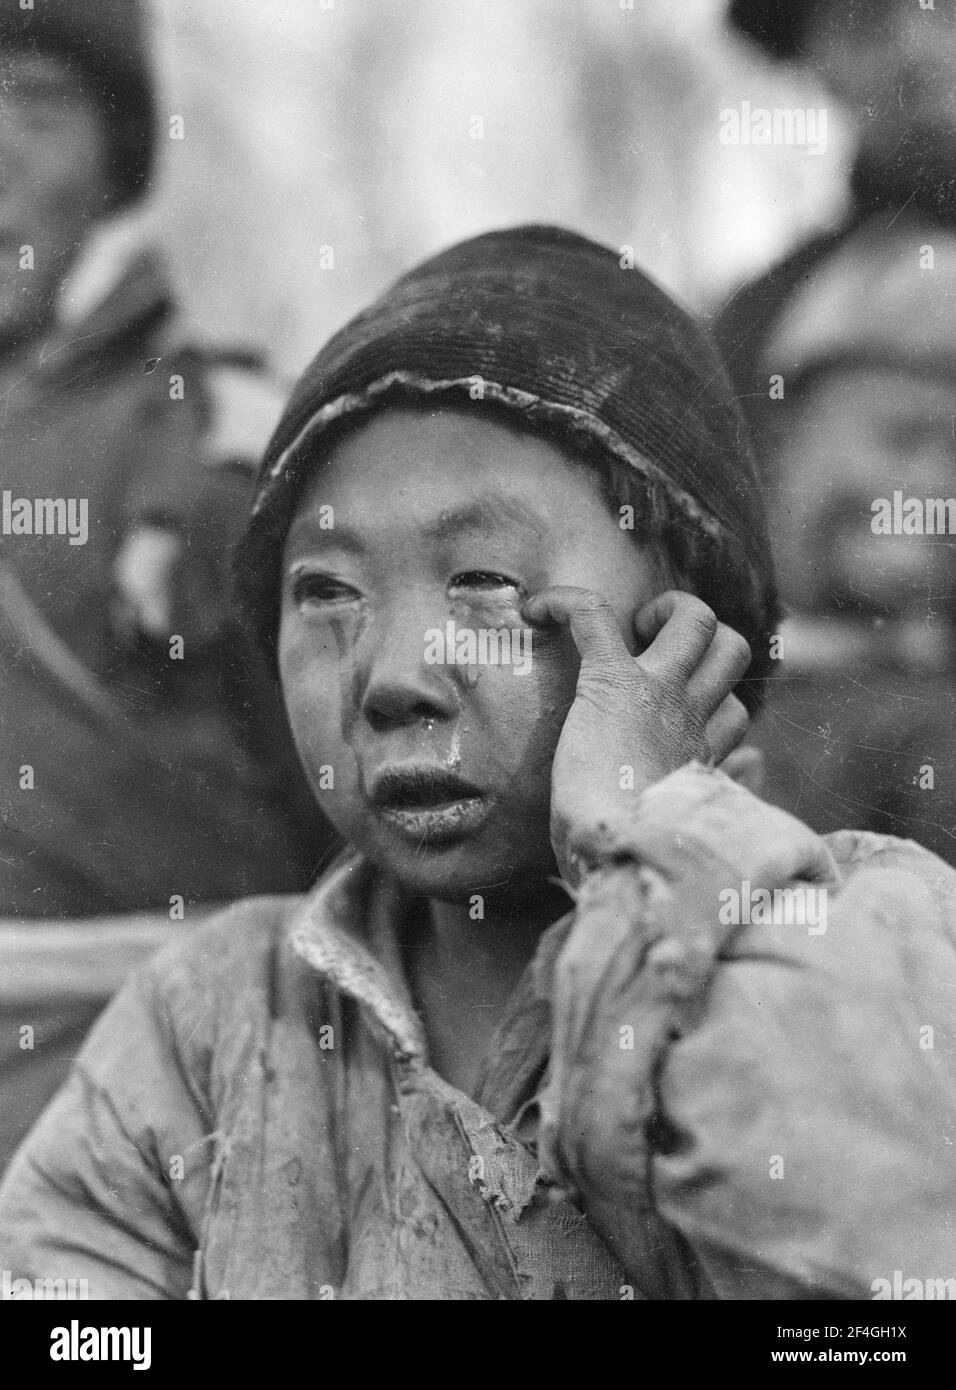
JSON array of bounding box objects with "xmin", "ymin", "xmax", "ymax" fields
[
  {"xmin": 715, "ymin": 0, "xmax": 956, "ymax": 422},
  {"xmin": 0, "ymin": 0, "xmax": 329, "ymax": 1171},
  {"xmin": 714, "ymin": 0, "xmax": 956, "ymax": 865},
  {"xmin": 746, "ymin": 222, "xmax": 956, "ymax": 864}
]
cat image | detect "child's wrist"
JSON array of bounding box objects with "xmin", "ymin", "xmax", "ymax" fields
[
  {"xmin": 558, "ymin": 802, "xmax": 650, "ymax": 889},
  {"xmin": 557, "ymin": 757, "xmax": 676, "ymax": 882}
]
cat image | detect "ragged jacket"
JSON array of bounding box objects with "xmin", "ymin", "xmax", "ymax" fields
[{"xmin": 1, "ymin": 765, "xmax": 955, "ymax": 1300}]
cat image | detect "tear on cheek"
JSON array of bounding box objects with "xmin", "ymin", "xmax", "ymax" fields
[
  {"xmin": 279, "ymin": 613, "xmax": 363, "ymax": 673},
  {"xmin": 452, "ymin": 593, "xmax": 526, "ymax": 630},
  {"xmin": 327, "ymin": 615, "xmax": 355, "ymax": 661}
]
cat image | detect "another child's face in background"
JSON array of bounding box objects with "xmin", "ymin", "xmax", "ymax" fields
[
  {"xmin": 279, "ymin": 405, "xmax": 662, "ymax": 902},
  {"xmin": 768, "ymin": 367, "xmax": 956, "ymax": 617}
]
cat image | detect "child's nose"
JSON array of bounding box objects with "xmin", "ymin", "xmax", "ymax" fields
[{"xmin": 360, "ymin": 607, "xmax": 459, "ymax": 729}]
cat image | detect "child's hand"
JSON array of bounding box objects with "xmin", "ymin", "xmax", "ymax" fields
[{"xmin": 521, "ymin": 586, "xmax": 753, "ymax": 884}]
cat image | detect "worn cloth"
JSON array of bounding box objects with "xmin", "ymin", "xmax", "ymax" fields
[
  {"xmin": 237, "ymin": 225, "xmax": 779, "ymax": 709},
  {"xmin": 1, "ymin": 765, "xmax": 954, "ymax": 1300}
]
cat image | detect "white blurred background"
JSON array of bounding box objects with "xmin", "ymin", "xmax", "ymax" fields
[{"xmin": 137, "ymin": 0, "xmax": 851, "ymax": 378}]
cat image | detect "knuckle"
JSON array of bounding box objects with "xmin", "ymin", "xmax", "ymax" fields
[
  {"xmin": 727, "ymin": 695, "xmax": 749, "ymax": 733},
  {"xmin": 582, "ymin": 592, "xmax": 616, "ymax": 618},
  {"xmin": 680, "ymin": 596, "xmax": 718, "ymax": 638},
  {"xmin": 714, "ymin": 699, "xmax": 750, "ymax": 752},
  {"xmin": 556, "ymin": 585, "xmax": 616, "ymax": 621},
  {"xmin": 720, "ymin": 627, "xmax": 753, "ymax": 670},
  {"xmin": 580, "ymin": 664, "xmax": 636, "ymax": 710}
]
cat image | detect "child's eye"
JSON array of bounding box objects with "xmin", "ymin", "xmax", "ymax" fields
[
  {"xmin": 290, "ymin": 572, "xmax": 361, "ymax": 606},
  {"xmin": 449, "ymin": 570, "xmax": 522, "ymax": 591}
]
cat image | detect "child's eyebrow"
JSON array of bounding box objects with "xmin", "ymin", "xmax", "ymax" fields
[
  {"xmin": 284, "ymin": 518, "xmax": 366, "ymax": 555},
  {"xmin": 420, "ymin": 495, "xmax": 543, "ymax": 541},
  {"xmin": 286, "ymin": 494, "xmax": 543, "ymax": 555}
]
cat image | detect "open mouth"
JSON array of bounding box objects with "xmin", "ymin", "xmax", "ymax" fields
[{"xmin": 368, "ymin": 766, "xmax": 490, "ymax": 844}]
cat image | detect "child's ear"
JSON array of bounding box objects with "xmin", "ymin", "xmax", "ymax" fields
[{"xmin": 718, "ymin": 744, "xmax": 765, "ymax": 795}]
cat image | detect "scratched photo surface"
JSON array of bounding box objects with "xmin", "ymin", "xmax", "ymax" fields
[{"xmin": 0, "ymin": 0, "xmax": 955, "ymax": 1322}]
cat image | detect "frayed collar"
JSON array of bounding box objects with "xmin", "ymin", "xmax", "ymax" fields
[
  {"xmin": 286, "ymin": 851, "xmax": 574, "ymax": 1086},
  {"xmin": 288, "ymin": 852, "xmax": 427, "ymax": 1063}
]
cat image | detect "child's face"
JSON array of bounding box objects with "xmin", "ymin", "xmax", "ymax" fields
[
  {"xmin": 768, "ymin": 366, "xmax": 956, "ymax": 616},
  {"xmin": 278, "ymin": 405, "xmax": 662, "ymax": 902}
]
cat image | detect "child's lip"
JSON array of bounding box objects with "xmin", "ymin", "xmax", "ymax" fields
[
  {"xmin": 368, "ymin": 766, "xmax": 491, "ymax": 846},
  {"xmin": 377, "ymin": 799, "xmax": 491, "ymax": 845},
  {"xmin": 368, "ymin": 765, "xmax": 485, "ymax": 811}
]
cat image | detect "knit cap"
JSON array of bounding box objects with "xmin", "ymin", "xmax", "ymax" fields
[{"xmin": 236, "ymin": 225, "xmax": 780, "ymax": 711}]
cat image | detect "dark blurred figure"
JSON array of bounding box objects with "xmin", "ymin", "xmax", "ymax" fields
[
  {"xmin": 716, "ymin": 0, "xmax": 956, "ymax": 419},
  {"xmin": 713, "ymin": 1, "xmax": 956, "ymax": 866},
  {"xmin": 743, "ymin": 222, "xmax": 956, "ymax": 864},
  {"xmin": 0, "ymin": 0, "xmax": 331, "ymax": 1169}
]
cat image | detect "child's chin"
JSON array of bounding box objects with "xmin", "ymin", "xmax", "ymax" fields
[{"xmin": 363, "ymin": 830, "xmax": 541, "ymax": 903}]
